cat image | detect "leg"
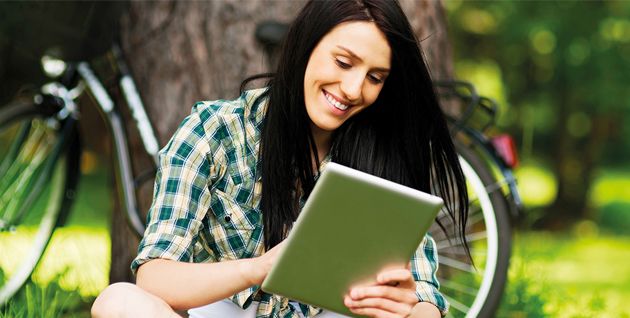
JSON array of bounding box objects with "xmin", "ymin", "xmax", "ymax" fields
[{"xmin": 91, "ymin": 282, "xmax": 182, "ymax": 318}]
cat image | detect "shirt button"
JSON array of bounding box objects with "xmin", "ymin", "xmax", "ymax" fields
[{"xmin": 224, "ymin": 215, "xmax": 231, "ymax": 222}]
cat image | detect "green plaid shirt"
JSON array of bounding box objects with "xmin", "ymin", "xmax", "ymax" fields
[{"xmin": 131, "ymin": 88, "xmax": 449, "ymax": 317}]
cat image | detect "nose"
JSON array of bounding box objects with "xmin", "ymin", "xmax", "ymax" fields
[{"xmin": 340, "ymin": 72, "xmax": 363, "ymax": 103}]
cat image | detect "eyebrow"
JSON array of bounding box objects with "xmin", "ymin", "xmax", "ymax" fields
[{"xmin": 336, "ymin": 45, "xmax": 390, "ymax": 73}]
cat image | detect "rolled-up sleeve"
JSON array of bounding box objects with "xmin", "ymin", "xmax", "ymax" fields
[
  {"xmin": 410, "ymin": 234, "xmax": 449, "ymax": 316},
  {"xmin": 131, "ymin": 108, "xmax": 213, "ymax": 275}
]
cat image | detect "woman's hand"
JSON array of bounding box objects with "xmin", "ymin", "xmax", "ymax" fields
[
  {"xmin": 344, "ymin": 267, "xmax": 438, "ymax": 318},
  {"xmin": 242, "ymin": 240, "xmax": 287, "ymax": 286}
]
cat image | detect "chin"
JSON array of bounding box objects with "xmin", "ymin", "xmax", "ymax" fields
[{"xmin": 312, "ymin": 119, "xmax": 342, "ymax": 134}]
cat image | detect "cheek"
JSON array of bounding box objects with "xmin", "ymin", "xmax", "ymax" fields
[{"xmin": 306, "ymin": 59, "xmax": 338, "ymax": 87}]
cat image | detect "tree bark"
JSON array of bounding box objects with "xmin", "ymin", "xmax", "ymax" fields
[{"xmin": 110, "ymin": 0, "xmax": 453, "ymax": 282}]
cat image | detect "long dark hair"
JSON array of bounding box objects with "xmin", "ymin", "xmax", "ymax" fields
[{"xmin": 246, "ymin": 0, "xmax": 468, "ymax": 254}]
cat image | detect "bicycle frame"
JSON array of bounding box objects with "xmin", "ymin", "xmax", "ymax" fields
[
  {"xmin": 48, "ymin": 45, "xmax": 160, "ymax": 237},
  {"xmin": 455, "ymin": 124, "xmax": 523, "ymax": 217},
  {"xmin": 436, "ymin": 80, "xmax": 523, "ymax": 218}
]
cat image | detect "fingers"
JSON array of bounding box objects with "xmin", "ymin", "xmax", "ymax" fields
[
  {"xmin": 345, "ymin": 294, "xmax": 415, "ymax": 318},
  {"xmin": 377, "ymin": 268, "xmax": 415, "ymax": 289},
  {"xmin": 348, "ymin": 285, "xmax": 418, "ymax": 304},
  {"xmin": 343, "ymin": 268, "xmax": 418, "ymax": 317},
  {"xmin": 346, "ymin": 304, "xmax": 407, "ymax": 318},
  {"xmin": 377, "ymin": 268, "xmax": 411, "ymax": 283}
]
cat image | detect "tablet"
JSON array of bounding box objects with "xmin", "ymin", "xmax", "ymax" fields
[{"xmin": 261, "ymin": 162, "xmax": 444, "ymax": 317}]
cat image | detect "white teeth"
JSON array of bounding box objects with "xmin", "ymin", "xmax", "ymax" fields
[{"xmin": 325, "ymin": 92, "xmax": 349, "ymax": 110}]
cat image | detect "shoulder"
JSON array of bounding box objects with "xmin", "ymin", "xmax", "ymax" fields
[
  {"xmin": 177, "ymin": 88, "xmax": 267, "ymax": 167},
  {"xmin": 174, "ymin": 88, "xmax": 267, "ymax": 151},
  {"xmin": 192, "ymin": 88, "xmax": 268, "ymax": 129},
  {"xmin": 157, "ymin": 88, "xmax": 268, "ymax": 186}
]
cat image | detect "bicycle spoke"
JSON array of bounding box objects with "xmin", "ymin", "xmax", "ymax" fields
[
  {"xmin": 436, "ymin": 231, "xmax": 487, "ymax": 250},
  {"xmin": 434, "ymin": 201, "xmax": 483, "ymax": 234},
  {"xmin": 465, "ymin": 209, "xmax": 485, "ymax": 226},
  {"xmin": 443, "ymin": 295, "xmax": 471, "ymax": 314},
  {"xmin": 0, "ymin": 99, "xmax": 76, "ymax": 306},
  {"xmin": 438, "ymin": 255, "xmax": 477, "ymax": 273},
  {"xmin": 436, "ymin": 209, "xmax": 454, "ymax": 224},
  {"xmin": 441, "ymin": 245, "xmax": 487, "ymax": 257},
  {"xmin": 465, "ymin": 231, "xmax": 488, "ymax": 243},
  {"xmin": 1, "ymin": 122, "xmax": 54, "ymax": 226},
  {"xmin": 441, "ymin": 279, "xmax": 480, "ymax": 296}
]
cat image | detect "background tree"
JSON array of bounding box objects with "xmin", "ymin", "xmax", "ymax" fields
[{"xmin": 446, "ymin": 1, "xmax": 630, "ymax": 228}]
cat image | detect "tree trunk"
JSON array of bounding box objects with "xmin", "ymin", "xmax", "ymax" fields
[
  {"xmin": 534, "ymin": 42, "xmax": 607, "ymax": 230},
  {"xmin": 110, "ymin": 0, "xmax": 453, "ymax": 282}
]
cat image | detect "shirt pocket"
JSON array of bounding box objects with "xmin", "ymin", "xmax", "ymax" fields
[{"xmin": 208, "ymin": 189, "xmax": 261, "ymax": 260}]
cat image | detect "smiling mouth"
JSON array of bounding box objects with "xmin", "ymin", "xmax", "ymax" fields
[{"xmin": 323, "ymin": 90, "xmax": 350, "ymax": 111}]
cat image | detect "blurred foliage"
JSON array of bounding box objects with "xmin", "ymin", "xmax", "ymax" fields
[
  {"xmin": 590, "ymin": 168, "xmax": 630, "ymax": 205},
  {"xmin": 446, "ymin": 1, "xmax": 630, "ymax": 152},
  {"xmin": 0, "ymin": 269, "xmax": 91, "ymax": 318},
  {"xmin": 514, "ymin": 162, "xmax": 557, "ymax": 207},
  {"xmin": 597, "ymin": 201, "xmax": 630, "ymax": 235},
  {"xmin": 445, "ymin": 0, "xmax": 630, "ymax": 224}
]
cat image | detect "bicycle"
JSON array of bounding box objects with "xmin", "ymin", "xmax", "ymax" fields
[
  {"xmin": 0, "ymin": 45, "xmax": 155, "ymax": 305},
  {"xmin": 430, "ymin": 80, "xmax": 522, "ymax": 318},
  {"xmin": 1, "ymin": 28, "xmax": 522, "ymax": 318}
]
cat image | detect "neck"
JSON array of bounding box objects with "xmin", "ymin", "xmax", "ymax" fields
[{"xmin": 310, "ymin": 124, "xmax": 332, "ymax": 169}]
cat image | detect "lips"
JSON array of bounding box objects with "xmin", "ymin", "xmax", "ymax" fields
[{"xmin": 323, "ymin": 90, "xmax": 350, "ymax": 111}]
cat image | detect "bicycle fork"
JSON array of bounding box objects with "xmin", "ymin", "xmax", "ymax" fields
[{"xmin": 77, "ymin": 63, "xmax": 146, "ymax": 237}]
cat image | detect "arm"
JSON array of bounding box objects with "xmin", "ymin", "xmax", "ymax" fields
[
  {"xmin": 136, "ymin": 240, "xmax": 285, "ymax": 310},
  {"xmin": 131, "ymin": 106, "xmax": 284, "ymax": 310},
  {"xmin": 411, "ymin": 302, "xmax": 441, "ymax": 318},
  {"xmin": 136, "ymin": 258, "xmax": 257, "ymax": 310}
]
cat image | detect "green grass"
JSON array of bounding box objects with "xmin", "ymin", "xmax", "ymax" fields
[
  {"xmin": 499, "ymin": 231, "xmax": 630, "ymax": 318},
  {"xmin": 5, "ymin": 228, "xmax": 629, "ymax": 317},
  {"xmin": 3, "ymin": 163, "xmax": 630, "ymax": 316},
  {"xmin": 0, "ymin": 226, "xmax": 110, "ymax": 298},
  {"xmin": 0, "ymin": 166, "xmax": 111, "ymax": 316},
  {"xmin": 1, "ymin": 271, "xmax": 92, "ymax": 318}
]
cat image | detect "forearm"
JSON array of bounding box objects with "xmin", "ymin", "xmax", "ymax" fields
[
  {"xmin": 410, "ymin": 301, "xmax": 441, "ymax": 318},
  {"xmin": 136, "ymin": 258, "xmax": 262, "ymax": 310}
]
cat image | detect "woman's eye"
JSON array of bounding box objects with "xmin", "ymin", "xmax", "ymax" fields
[
  {"xmin": 368, "ymin": 73, "xmax": 384, "ymax": 84},
  {"xmin": 335, "ymin": 59, "xmax": 351, "ymax": 69}
]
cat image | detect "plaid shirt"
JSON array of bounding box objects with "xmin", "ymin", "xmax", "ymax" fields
[{"xmin": 131, "ymin": 88, "xmax": 449, "ymax": 317}]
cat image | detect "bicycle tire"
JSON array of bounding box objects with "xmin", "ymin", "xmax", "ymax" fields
[
  {"xmin": 0, "ymin": 101, "xmax": 80, "ymax": 306},
  {"xmin": 430, "ymin": 139, "xmax": 511, "ymax": 318}
]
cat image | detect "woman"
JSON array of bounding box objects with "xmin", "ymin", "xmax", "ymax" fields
[{"xmin": 92, "ymin": 1, "xmax": 467, "ymax": 317}]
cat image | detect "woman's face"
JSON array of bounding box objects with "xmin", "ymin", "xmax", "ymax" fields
[{"xmin": 303, "ymin": 21, "xmax": 391, "ymax": 137}]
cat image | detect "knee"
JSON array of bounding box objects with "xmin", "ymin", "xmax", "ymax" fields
[{"xmin": 91, "ymin": 282, "xmax": 138, "ymax": 318}]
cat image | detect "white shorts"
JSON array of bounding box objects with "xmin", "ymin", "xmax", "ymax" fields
[{"xmin": 188, "ymin": 299, "xmax": 350, "ymax": 318}]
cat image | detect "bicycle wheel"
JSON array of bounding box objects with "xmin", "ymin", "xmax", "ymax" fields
[
  {"xmin": 430, "ymin": 140, "xmax": 512, "ymax": 318},
  {"xmin": 0, "ymin": 100, "xmax": 80, "ymax": 306}
]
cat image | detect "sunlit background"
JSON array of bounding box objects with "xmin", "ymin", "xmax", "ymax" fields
[
  {"xmin": 445, "ymin": 1, "xmax": 630, "ymax": 317},
  {"xmin": 1, "ymin": 1, "xmax": 629, "ymax": 317}
]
